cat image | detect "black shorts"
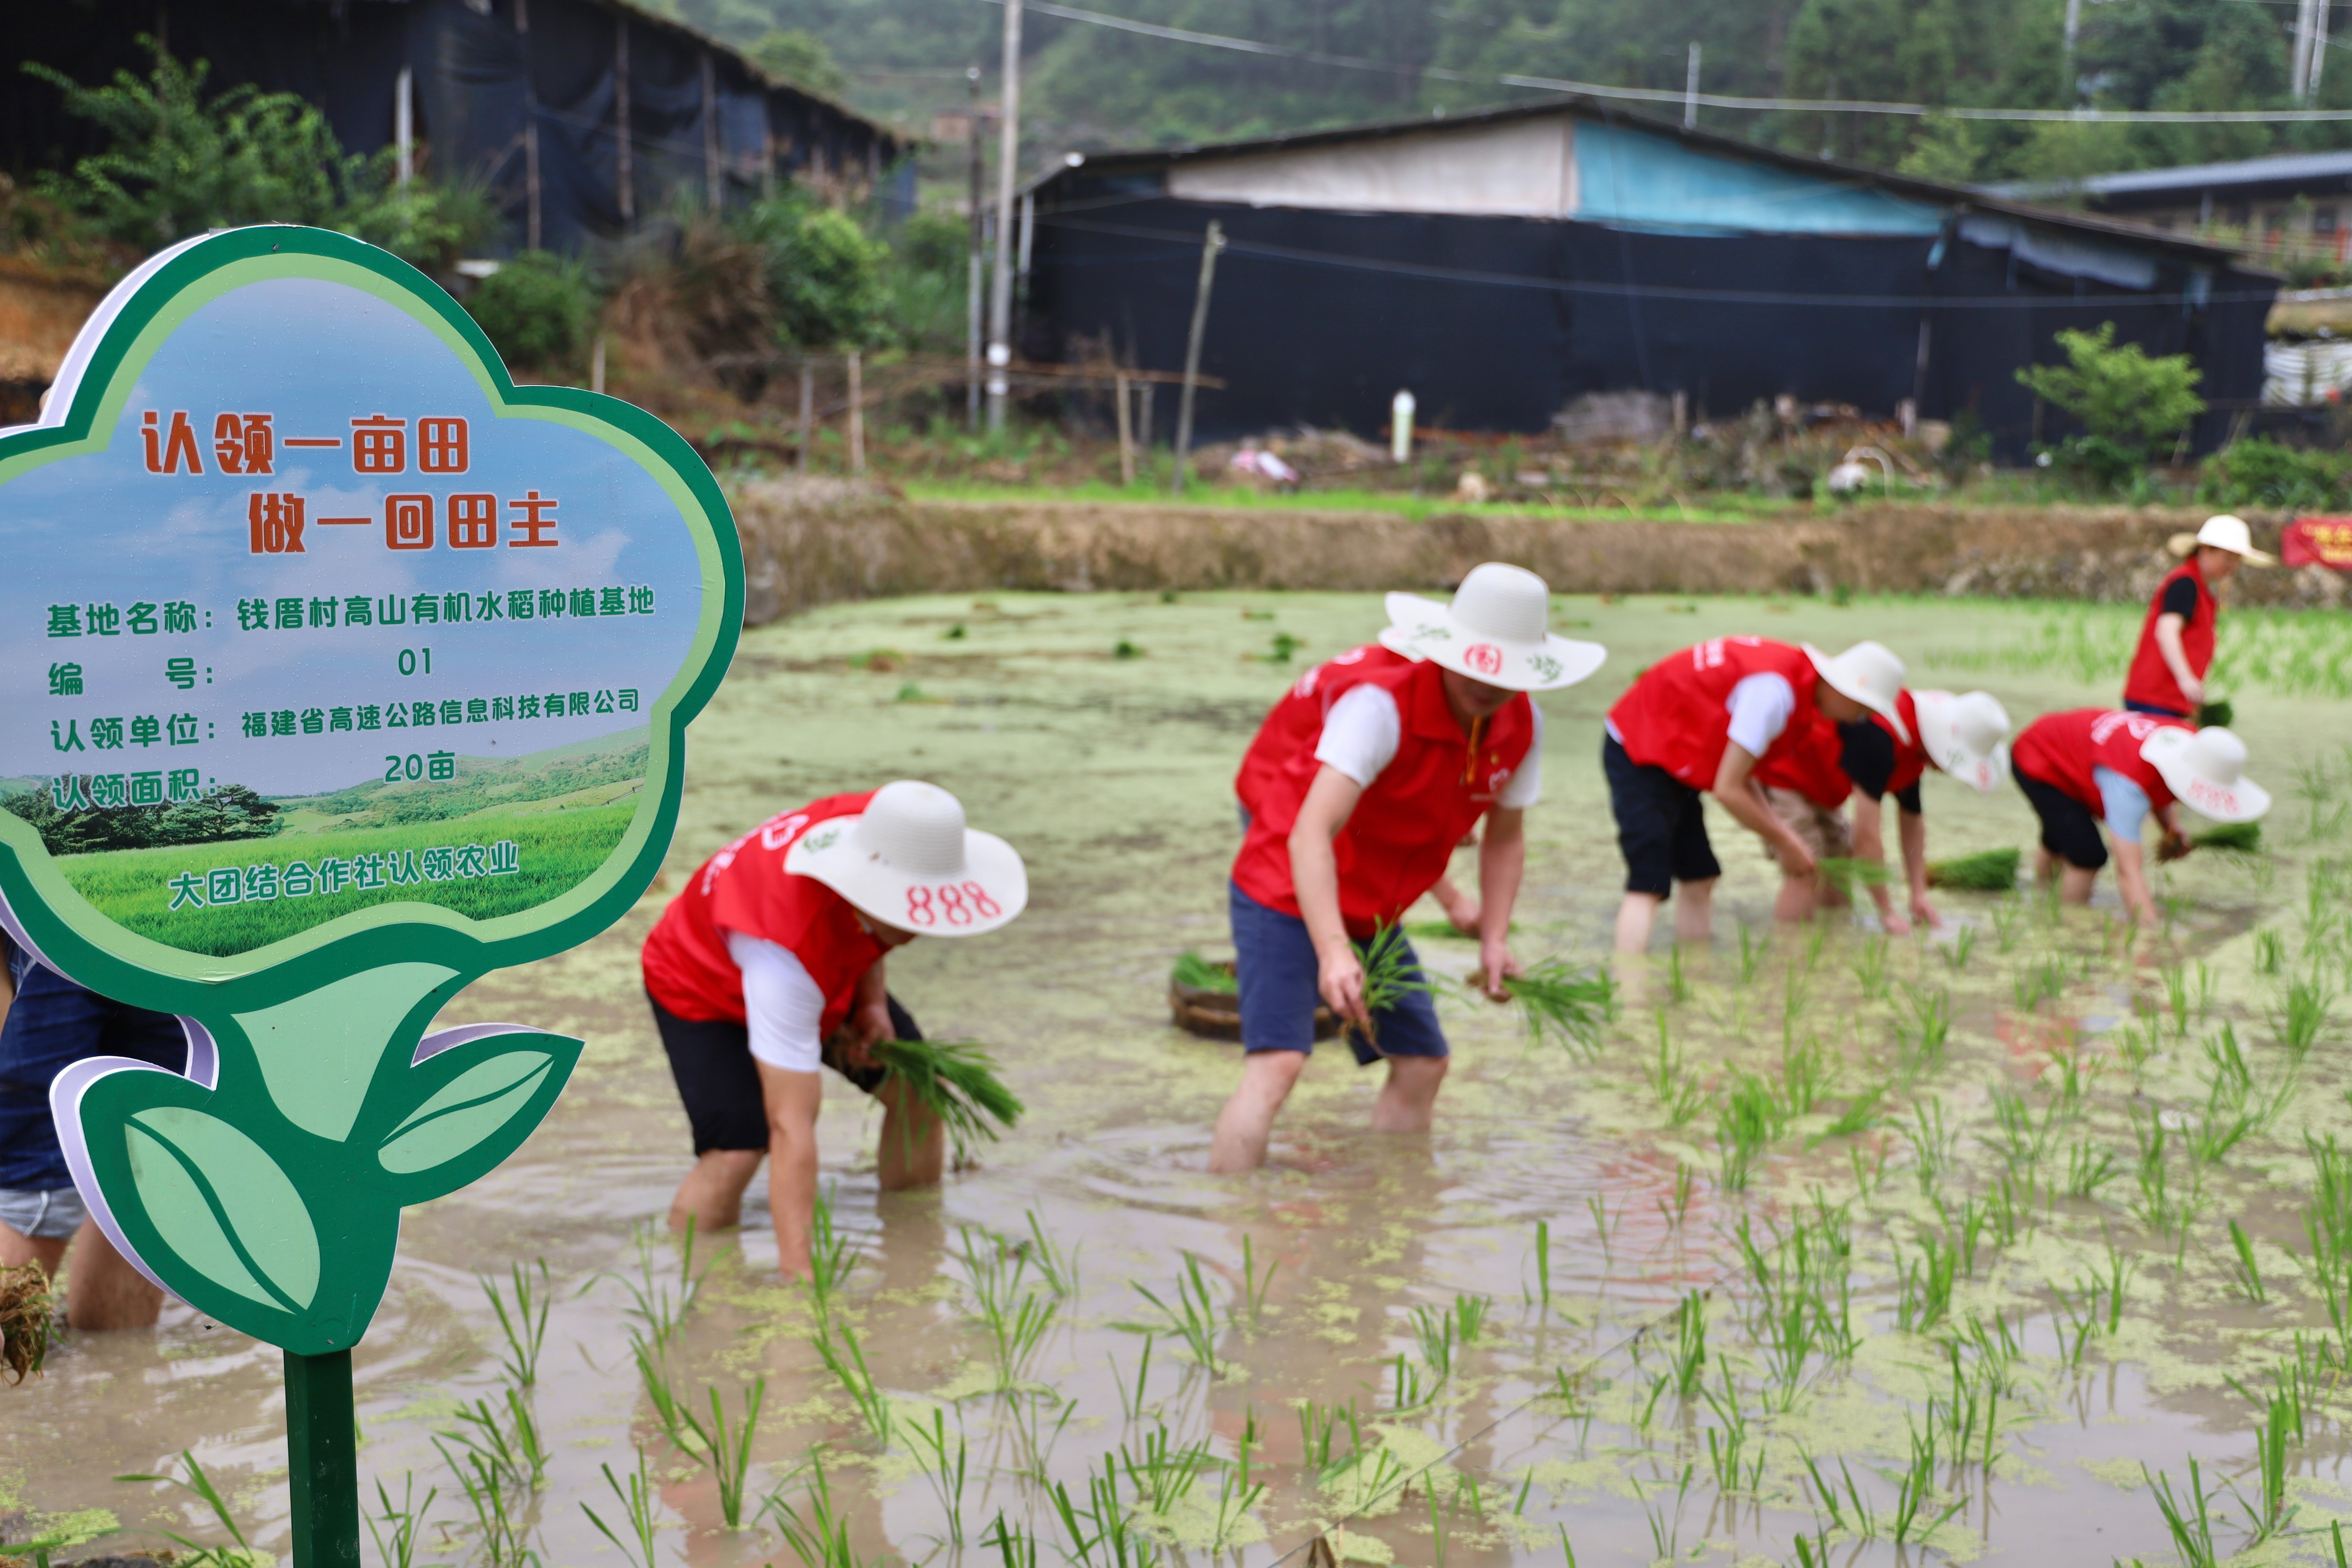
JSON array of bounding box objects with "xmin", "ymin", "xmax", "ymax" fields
[
  {"xmin": 2012, "ymin": 759, "xmax": 2108, "ymax": 872},
  {"xmin": 649, "ymin": 992, "xmax": 920, "ymax": 1154},
  {"xmin": 1604, "ymin": 734, "xmax": 1723, "ymax": 898}
]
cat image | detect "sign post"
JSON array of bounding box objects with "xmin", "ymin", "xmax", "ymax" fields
[{"xmin": 0, "ymin": 226, "xmax": 741, "ymax": 1562}]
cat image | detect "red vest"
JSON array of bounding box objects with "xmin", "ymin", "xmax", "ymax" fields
[
  {"xmin": 1231, "ymin": 658, "xmax": 1534, "ymax": 937},
  {"xmin": 2124, "ymin": 559, "xmax": 2215, "ymax": 716},
  {"xmin": 2010, "ymin": 708, "xmax": 2184, "ymax": 817},
  {"xmin": 1879, "ymin": 690, "xmax": 1930, "ymax": 796},
  {"xmin": 1235, "ymin": 644, "xmax": 1400, "ymax": 818},
  {"xmin": 641, "ymin": 791, "xmax": 888, "ymax": 1034},
  {"xmin": 1751, "ymin": 708, "xmax": 1852, "ymax": 809},
  {"xmin": 1608, "ymin": 637, "xmax": 1820, "ymax": 788}
]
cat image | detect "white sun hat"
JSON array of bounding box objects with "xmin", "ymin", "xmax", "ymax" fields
[
  {"xmin": 2167, "ymin": 513, "xmax": 2278, "ymax": 565},
  {"xmin": 2140, "ymin": 725, "xmax": 2271, "ymax": 823},
  {"xmin": 786, "ymin": 780, "xmax": 1028, "ymax": 935},
  {"xmin": 1377, "ymin": 563, "xmax": 1607, "ymax": 692},
  {"xmin": 1911, "ymin": 689, "xmax": 2011, "ymax": 793},
  {"xmin": 1804, "ymin": 641, "xmax": 1910, "ymax": 744}
]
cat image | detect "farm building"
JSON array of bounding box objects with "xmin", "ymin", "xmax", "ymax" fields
[
  {"xmin": 1988, "ymin": 149, "xmax": 2352, "ymax": 265},
  {"xmin": 1, "ymin": 0, "xmax": 906, "ymax": 259},
  {"xmin": 1019, "ymin": 101, "xmax": 2274, "ymax": 458}
]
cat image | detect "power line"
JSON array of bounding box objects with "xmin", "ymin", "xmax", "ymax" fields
[{"xmin": 983, "ymin": 0, "xmax": 2352, "ymax": 124}]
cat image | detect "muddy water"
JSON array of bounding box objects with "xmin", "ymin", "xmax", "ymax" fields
[{"xmin": 8, "ymin": 590, "xmax": 2348, "ymax": 1567}]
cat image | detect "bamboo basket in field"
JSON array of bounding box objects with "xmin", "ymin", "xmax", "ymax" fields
[{"xmin": 1169, "ymin": 955, "xmax": 1339, "ymax": 1042}]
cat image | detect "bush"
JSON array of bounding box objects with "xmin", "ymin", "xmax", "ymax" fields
[
  {"xmin": 2017, "ymin": 322, "xmax": 2207, "ymax": 488},
  {"xmin": 24, "ymin": 36, "xmax": 495, "ymax": 271},
  {"xmin": 742, "ymin": 192, "xmax": 890, "ymax": 349},
  {"xmin": 464, "ymin": 252, "xmax": 598, "ymax": 370},
  {"xmin": 881, "ymin": 207, "xmax": 969, "ymax": 355},
  {"xmin": 2199, "ymin": 436, "xmax": 2351, "ymax": 510}
]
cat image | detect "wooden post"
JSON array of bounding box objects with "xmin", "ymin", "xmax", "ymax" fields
[
  {"xmin": 615, "ymin": 17, "xmax": 634, "ymax": 226},
  {"xmin": 701, "ymin": 52, "xmax": 721, "ymax": 211},
  {"xmin": 847, "ymin": 351, "xmax": 864, "ymax": 473},
  {"xmin": 762, "ymin": 124, "xmax": 777, "ymax": 201},
  {"xmin": 1114, "ymin": 369, "xmax": 1134, "ymax": 487},
  {"xmin": 394, "ymin": 65, "xmax": 413, "ymax": 193},
  {"xmin": 1170, "ymin": 220, "xmax": 1225, "ymax": 496},
  {"xmin": 591, "ymin": 334, "xmax": 606, "ymax": 396},
  {"xmin": 966, "ymin": 65, "xmax": 985, "ymax": 431},
  {"xmin": 1139, "ymin": 382, "xmax": 1154, "ymax": 452},
  {"xmin": 797, "ymin": 362, "xmax": 813, "ymax": 474},
  {"xmin": 517, "ymin": 0, "xmax": 540, "ymax": 250}
]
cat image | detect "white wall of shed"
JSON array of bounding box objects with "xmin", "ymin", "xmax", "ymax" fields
[{"xmin": 1164, "ymin": 115, "xmax": 1577, "ymax": 217}]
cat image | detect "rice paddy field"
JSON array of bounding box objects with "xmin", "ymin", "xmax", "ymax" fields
[{"xmin": 9, "ymin": 587, "xmax": 2352, "ymax": 1568}]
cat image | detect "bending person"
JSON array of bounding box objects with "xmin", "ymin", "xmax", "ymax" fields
[
  {"xmin": 2126, "ymin": 514, "xmax": 2272, "ymax": 721},
  {"xmin": 1209, "ymin": 564, "xmax": 1605, "ymax": 1172},
  {"xmin": 1606, "ymin": 638, "xmax": 1908, "ymax": 953},
  {"xmin": 641, "ymin": 781, "xmax": 1027, "ymax": 1280},
  {"xmin": 2009, "ymin": 710, "xmax": 2268, "ymax": 927}
]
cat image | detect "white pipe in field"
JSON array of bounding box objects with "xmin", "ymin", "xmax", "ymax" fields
[{"xmin": 1392, "ymin": 390, "xmax": 1415, "ymax": 465}]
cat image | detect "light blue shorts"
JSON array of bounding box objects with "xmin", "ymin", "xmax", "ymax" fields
[{"xmin": 0, "ymin": 1184, "xmax": 87, "ymax": 1241}]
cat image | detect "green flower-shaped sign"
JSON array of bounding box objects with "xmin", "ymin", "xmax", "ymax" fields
[{"xmin": 1, "ymin": 227, "xmax": 740, "ymax": 1354}]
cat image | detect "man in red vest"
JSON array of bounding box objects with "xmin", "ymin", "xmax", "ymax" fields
[
  {"xmin": 2010, "ymin": 710, "xmax": 2268, "ymax": 925},
  {"xmin": 1605, "ymin": 638, "xmax": 1908, "ymax": 954},
  {"xmin": 2125, "ymin": 514, "xmax": 2273, "ymax": 720},
  {"xmin": 641, "ymin": 781, "xmax": 1028, "ymax": 1280},
  {"xmin": 1754, "ymin": 687, "xmax": 2012, "ymax": 933},
  {"xmin": 1208, "ymin": 565, "xmax": 1606, "ymax": 1172}
]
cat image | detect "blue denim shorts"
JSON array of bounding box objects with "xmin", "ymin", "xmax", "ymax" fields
[{"xmin": 1229, "ymin": 882, "xmax": 1447, "ymax": 1064}]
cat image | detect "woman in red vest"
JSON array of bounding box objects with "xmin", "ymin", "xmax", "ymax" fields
[
  {"xmin": 1208, "ymin": 565, "xmax": 1605, "ymax": 1173},
  {"xmin": 2009, "ymin": 710, "xmax": 2268, "ymax": 925},
  {"xmin": 2125, "ymin": 514, "xmax": 2273, "ymax": 720},
  {"xmin": 641, "ymin": 781, "xmax": 1028, "ymax": 1280},
  {"xmin": 1605, "ymin": 638, "xmax": 1908, "ymax": 954}
]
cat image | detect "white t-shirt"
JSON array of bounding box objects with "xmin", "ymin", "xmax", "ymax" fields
[
  {"xmin": 724, "ymin": 928, "xmax": 829, "ymax": 1073},
  {"xmin": 1313, "ymin": 685, "xmax": 1543, "ymax": 809}
]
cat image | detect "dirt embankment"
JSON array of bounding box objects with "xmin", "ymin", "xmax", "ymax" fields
[{"xmin": 728, "ymin": 481, "xmax": 2342, "ymax": 627}]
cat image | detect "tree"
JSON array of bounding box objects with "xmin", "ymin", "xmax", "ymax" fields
[
  {"xmin": 743, "ymin": 193, "xmax": 890, "ymax": 349},
  {"xmin": 749, "ymin": 30, "xmax": 851, "ymax": 101},
  {"xmin": 2016, "ymin": 322, "xmax": 2207, "ymax": 486}
]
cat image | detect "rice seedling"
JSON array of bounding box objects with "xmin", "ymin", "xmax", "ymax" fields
[
  {"xmin": 768, "ymin": 1458, "xmax": 880, "ymax": 1568},
  {"xmin": 615, "ymin": 1218, "xmax": 707, "ymax": 1353},
  {"xmin": 1235, "ymin": 1234, "xmax": 1278, "ymax": 1329},
  {"xmin": 1927, "ymin": 848, "xmax": 2021, "ymax": 891},
  {"xmin": 1781, "ymin": 1031, "xmax": 1838, "ymax": 1117},
  {"xmin": 872, "ymin": 1037, "xmax": 1025, "ymax": 1159},
  {"xmin": 2227, "ymin": 1220, "xmax": 2268, "ymax": 1304},
  {"xmin": 1666, "ymin": 941, "xmax": 1694, "ymax": 1003},
  {"xmin": 1129, "ymin": 1253, "xmax": 1223, "ymax": 1369},
  {"xmin": 2162, "ymin": 965, "xmax": 2193, "ymax": 1037},
  {"xmin": 2279, "ymin": 973, "xmax": 2336, "ymax": 1060},
  {"xmin": 480, "ymin": 1258, "xmax": 550, "ymax": 1391},
  {"xmin": 1528, "ymin": 1218, "xmax": 1554, "ymax": 1314},
  {"xmin": 1009, "ymin": 1391, "xmax": 1080, "ymax": 1485},
  {"xmin": 365, "ymin": 1476, "xmax": 435, "ymax": 1568},
  {"xmin": 1021, "ymin": 1207, "xmax": 1081, "ymax": 1298},
  {"xmin": 436, "ymin": 1439, "xmax": 532, "ymax": 1568},
  {"xmin": 1588, "ymin": 1194, "xmax": 1617, "ymax": 1266},
  {"xmin": 1807, "ymin": 1083, "xmax": 1884, "ymax": 1147},
  {"xmin": 2131, "ymin": 1111, "xmax": 2208, "ymax": 1262},
  {"xmin": 812, "ymin": 1318, "xmax": 895, "ymax": 1446},
  {"xmin": 1889, "ymin": 1419, "xmax": 1967, "ymax": 1543},
  {"xmin": 807, "ymin": 1185, "xmax": 859, "ymax": 1316},
  {"xmin": 1406, "ymin": 1304, "xmax": 1458, "ymax": 1382},
  {"xmin": 1902, "ymin": 1098, "xmax": 1958, "ymax": 1196},
  {"xmin": 1047, "ymin": 1459, "xmax": 1156, "ymax": 1568},
  {"xmin": 2143, "ymin": 1461, "xmax": 2222, "ymax": 1568},
  {"xmin": 1895, "ymin": 1232, "xmax": 1957, "ymax": 1333},
  {"xmin": 2232, "ymin": 1392, "xmax": 2304, "ymax": 1543},
  {"xmin": 1782, "ymin": 958, "xmax": 1814, "ymax": 1029},
  {"xmin": 2256, "ymin": 929, "xmax": 2286, "ymax": 975},
  {"xmin": 1991, "ymin": 895, "xmax": 2027, "ymax": 954},
  {"xmin": 1354, "ymin": 922, "xmax": 1433, "ymax": 1028},
  {"xmin": 1665, "ymin": 1160, "xmax": 1696, "ymax": 1227},
  {"xmin": 1852, "ymin": 934, "xmax": 1891, "ymax": 1001},
  {"xmin": 2063, "ymin": 1139, "xmax": 2120, "ymax": 1200},
  {"xmin": 1120, "ymin": 1418, "xmax": 1217, "ymax": 1515},
  {"xmin": 1891, "ymin": 982, "xmax": 1953, "ymax": 1082},
  {"xmin": 1715, "ymin": 1071, "xmax": 1782, "ymax": 1193},
  {"xmin": 1502, "ymin": 957, "xmax": 1617, "ymax": 1057},
  {"xmin": 2306, "ymin": 1134, "xmax": 2352, "ymax": 1278},
  {"xmin": 443, "ymin": 1386, "xmax": 548, "ymax": 1491},
  {"xmin": 956, "ymin": 1227, "xmax": 1060, "ymax": 1388},
  {"xmin": 1940, "ymin": 923, "xmax": 1980, "ymax": 971},
  {"xmin": 1169, "ymin": 950, "xmax": 1236, "ymax": 992},
  {"xmin": 1635, "ymin": 1464, "xmax": 1694, "ymax": 1562},
  {"xmin": 581, "ymin": 1449, "xmax": 661, "ymax": 1568},
  {"xmin": 2052, "ymin": 1274, "xmax": 2109, "ymax": 1368},
  {"xmin": 674, "ymin": 1379, "xmax": 766, "ymax": 1529},
  {"xmin": 1737, "ymin": 925, "xmax": 1769, "ymax": 987},
  {"xmin": 979, "ymin": 1512, "xmax": 1039, "ymax": 1568},
  {"xmin": 1668, "ymin": 1289, "xmax": 1708, "ymax": 1396},
  {"xmin": 2012, "ymin": 953, "xmax": 2068, "ymax": 1013},
  {"xmin": 630, "ymin": 1330, "xmax": 691, "ymax": 1450},
  {"xmin": 1112, "ymin": 1336, "xmax": 1155, "ymax": 1419},
  {"xmin": 906, "ymin": 1407, "xmax": 969, "ymax": 1548},
  {"xmin": 1645, "ymin": 1013, "xmax": 1707, "ymax": 1128},
  {"xmin": 2195, "ymin": 821, "xmax": 2264, "ymax": 854}
]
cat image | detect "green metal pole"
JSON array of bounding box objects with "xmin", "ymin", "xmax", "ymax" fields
[{"xmin": 285, "ymin": 1349, "xmax": 361, "ymax": 1568}]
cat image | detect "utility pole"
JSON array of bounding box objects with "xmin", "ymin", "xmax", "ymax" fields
[
  {"xmin": 1169, "ymin": 220, "xmax": 1225, "ymax": 496},
  {"xmin": 986, "ymin": 0, "xmax": 1023, "ymax": 434},
  {"xmin": 966, "ymin": 66, "xmax": 985, "ymax": 431},
  {"xmin": 2062, "ymin": 0, "xmax": 2082, "ymax": 96},
  {"xmin": 1683, "ymin": 43, "xmax": 1700, "ymax": 131}
]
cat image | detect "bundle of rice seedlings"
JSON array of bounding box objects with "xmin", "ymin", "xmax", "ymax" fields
[
  {"xmin": 1171, "ymin": 950, "xmax": 1238, "ymax": 993},
  {"xmin": 2197, "ymin": 697, "xmax": 2234, "ymax": 730},
  {"xmin": 873, "ymin": 1039, "xmax": 1025, "ymax": 1158},
  {"xmin": 1357, "ymin": 923, "xmax": 1434, "ymax": 1018},
  {"xmin": 2192, "ymin": 821, "xmax": 2263, "ymax": 854},
  {"xmin": 1503, "ymin": 959, "xmax": 1617, "ymax": 1059},
  {"xmin": 0, "ymin": 1262, "xmax": 51, "ymax": 1384},
  {"xmin": 1816, "ymin": 856, "xmax": 1891, "ymax": 898},
  {"xmin": 1926, "ymin": 848, "xmax": 2021, "ymax": 891}
]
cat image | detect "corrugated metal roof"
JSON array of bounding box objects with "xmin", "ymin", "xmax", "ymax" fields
[{"xmin": 1986, "ymin": 149, "xmax": 2352, "ymax": 202}]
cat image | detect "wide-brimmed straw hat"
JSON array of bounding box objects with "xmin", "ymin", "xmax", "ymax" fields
[
  {"xmin": 1911, "ymin": 689, "xmax": 2010, "ymax": 793},
  {"xmin": 2140, "ymin": 725, "xmax": 2271, "ymax": 823},
  {"xmin": 1378, "ymin": 563, "xmax": 1607, "ymax": 692},
  {"xmin": 2167, "ymin": 513, "xmax": 2278, "ymax": 565},
  {"xmin": 1804, "ymin": 641, "xmax": 1909, "ymax": 744},
  {"xmin": 787, "ymin": 780, "xmax": 1027, "ymax": 935}
]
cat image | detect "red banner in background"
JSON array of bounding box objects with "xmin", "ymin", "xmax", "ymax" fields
[{"xmin": 2285, "ymin": 517, "xmax": 2352, "ymax": 570}]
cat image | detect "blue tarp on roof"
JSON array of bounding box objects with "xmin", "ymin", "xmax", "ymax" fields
[{"xmin": 1573, "ymin": 121, "xmax": 1946, "ymax": 237}]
